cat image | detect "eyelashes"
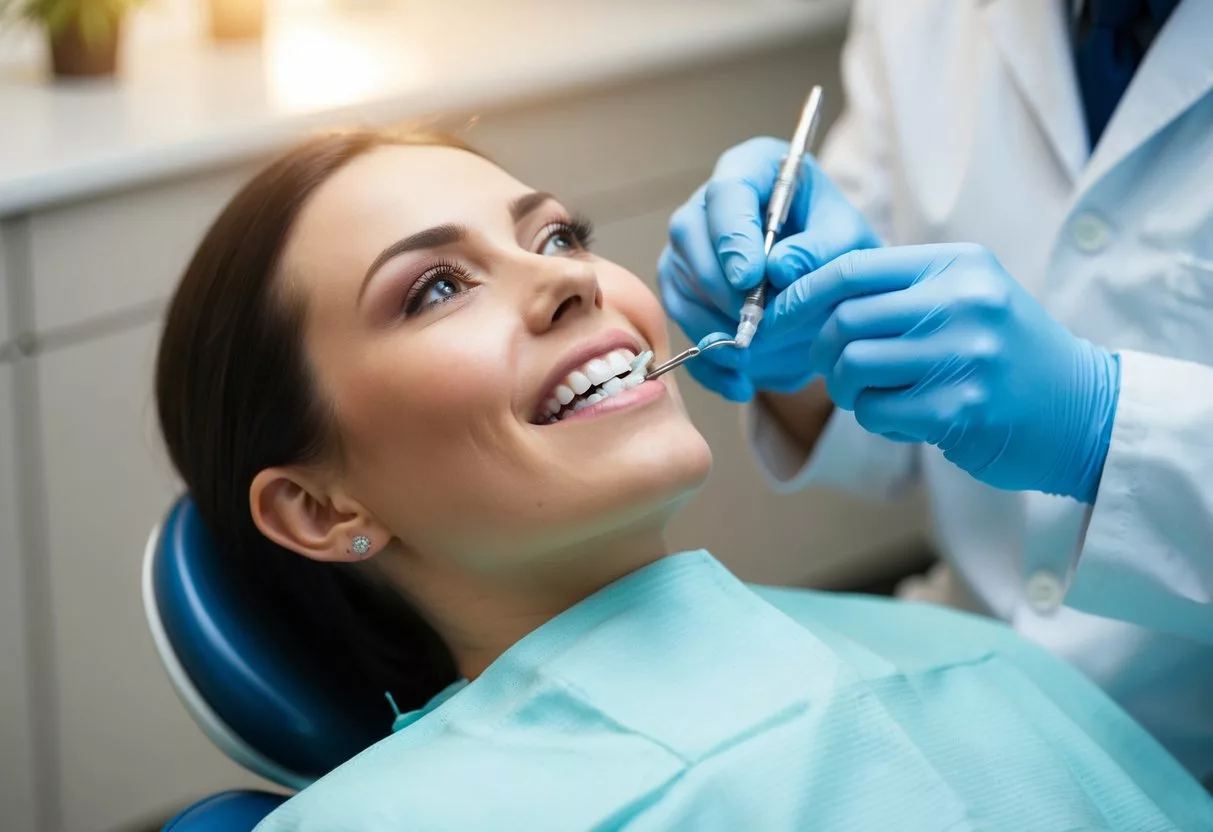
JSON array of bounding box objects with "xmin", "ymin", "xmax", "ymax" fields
[
  {"xmin": 400, "ymin": 215, "xmax": 596, "ymax": 318},
  {"xmin": 402, "ymin": 259, "xmax": 472, "ymax": 316},
  {"xmin": 549, "ymin": 214, "xmax": 595, "ymax": 250}
]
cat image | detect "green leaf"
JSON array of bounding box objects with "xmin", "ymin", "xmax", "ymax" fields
[
  {"xmin": 77, "ymin": 1, "xmax": 110, "ymax": 48},
  {"xmin": 3, "ymin": 0, "xmax": 149, "ymax": 39}
]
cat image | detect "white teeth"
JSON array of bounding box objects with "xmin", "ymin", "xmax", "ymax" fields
[
  {"xmin": 542, "ymin": 346, "xmax": 654, "ymax": 422},
  {"xmin": 585, "ymin": 359, "xmax": 614, "ymax": 385},
  {"xmin": 568, "ymin": 371, "xmax": 591, "ymax": 395},
  {"xmin": 607, "ymin": 351, "xmax": 631, "ymax": 377}
]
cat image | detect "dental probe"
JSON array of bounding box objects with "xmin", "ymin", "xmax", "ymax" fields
[
  {"xmin": 734, "ymin": 85, "xmax": 825, "ymax": 349},
  {"xmin": 644, "ymin": 337, "xmax": 738, "ymax": 380}
]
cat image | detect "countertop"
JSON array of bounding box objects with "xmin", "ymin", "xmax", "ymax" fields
[{"xmin": 0, "ymin": 0, "xmax": 851, "ymax": 215}]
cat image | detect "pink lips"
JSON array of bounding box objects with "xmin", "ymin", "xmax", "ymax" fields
[{"xmin": 546, "ymin": 378, "xmax": 666, "ymax": 424}]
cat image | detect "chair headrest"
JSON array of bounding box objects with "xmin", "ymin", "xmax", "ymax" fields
[{"xmin": 142, "ymin": 496, "xmax": 388, "ymax": 787}]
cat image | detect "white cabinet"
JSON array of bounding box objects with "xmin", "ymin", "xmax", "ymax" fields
[
  {"xmin": 36, "ymin": 322, "xmax": 272, "ymax": 832},
  {"xmin": 1, "ymin": 224, "xmax": 38, "ymax": 832},
  {"xmin": 28, "ymin": 166, "xmax": 259, "ymax": 335},
  {"xmin": 1, "ymin": 228, "xmax": 9, "ymax": 345},
  {"xmin": 0, "ymin": 365, "xmax": 38, "ymax": 832}
]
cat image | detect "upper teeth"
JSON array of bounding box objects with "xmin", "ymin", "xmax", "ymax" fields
[{"xmin": 540, "ymin": 348, "xmax": 653, "ymax": 422}]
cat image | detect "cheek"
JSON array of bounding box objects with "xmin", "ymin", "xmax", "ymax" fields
[
  {"xmin": 598, "ymin": 264, "xmax": 669, "ymax": 353},
  {"xmin": 598, "ymin": 263, "xmax": 696, "ymax": 405},
  {"xmin": 315, "ymin": 309, "xmax": 522, "ymax": 509},
  {"xmin": 341, "ymin": 324, "xmax": 507, "ymax": 433}
]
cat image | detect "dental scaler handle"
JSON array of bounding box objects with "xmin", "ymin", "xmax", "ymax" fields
[{"xmin": 734, "ymin": 86, "xmax": 825, "ymax": 349}]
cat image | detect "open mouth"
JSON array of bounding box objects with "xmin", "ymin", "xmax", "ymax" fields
[{"xmin": 533, "ymin": 347, "xmax": 654, "ymax": 424}]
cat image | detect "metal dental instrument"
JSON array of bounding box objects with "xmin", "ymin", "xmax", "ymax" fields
[
  {"xmin": 645, "ymin": 338, "xmax": 739, "ymax": 380},
  {"xmin": 734, "ymin": 85, "xmax": 825, "ymax": 349}
]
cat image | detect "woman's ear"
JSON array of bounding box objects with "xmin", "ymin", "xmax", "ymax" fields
[{"xmin": 250, "ymin": 467, "xmax": 390, "ymax": 562}]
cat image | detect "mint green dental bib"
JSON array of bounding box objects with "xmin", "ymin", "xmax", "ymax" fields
[{"xmin": 256, "ymin": 551, "xmax": 1213, "ymax": 831}]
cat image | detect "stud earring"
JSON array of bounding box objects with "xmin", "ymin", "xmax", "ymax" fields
[{"xmin": 351, "ymin": 535, "xmax": 372, "ymax": 557}]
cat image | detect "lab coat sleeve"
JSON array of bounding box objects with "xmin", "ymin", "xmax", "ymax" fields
[
  {"xmin": 745, "ymin": 402, "xmax": 918, "ymax": 499},
  {"xmin": 743, "ymin": 0, "xmax": 916, "ymax": 499},
  {"xmin": 1065, "ymin": 349, "xmax": 1213, "ymax": 644}
]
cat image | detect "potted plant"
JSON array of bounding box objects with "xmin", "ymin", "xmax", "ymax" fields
[{"xmin": 0, "ymin": 0, "xmax": 143, "ymax": 78}]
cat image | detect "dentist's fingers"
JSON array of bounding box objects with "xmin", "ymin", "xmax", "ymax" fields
[
  {"xmin": 820, "ymin": 339, "xmax": 934, "ymax": 412},
  {"xmin": 665, "ymin": 187, "xmax": 745, "ymax": 318},
  {"xmin": 853, "ymin": 387, "xmax": 943, "ymax": 446},
  {"xmin": 684, "ymin": 354, "xmax": 755, "ymax": 403},
  {"xmin": 764, "ymin": 247, "xmax": 932, "ymax": 342},
  {"xmin": 765, "ymin": 162, "xmax": 882, "ymax": 291},
  {"xmin": 808, "ymin": 290, "xmax": 928, "ymax": 377},
  {"xmin": 657, "ymin": 270, "xmax": 747, "ymax": 372},
  {"xmin": 705, "ymin": 137, "xmax": 790, "ymax": 291}
]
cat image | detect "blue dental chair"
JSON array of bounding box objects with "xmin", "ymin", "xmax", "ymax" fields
[{"xmin": 142, "ymin": 496, "xmax": 390, "ymax": 830}]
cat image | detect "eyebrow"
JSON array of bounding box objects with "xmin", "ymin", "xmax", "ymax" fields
[
  {"xmin": 510, "ymin": 191, "xmax": 556, "ymax": 222},
  {"xmin": 359, "ymin": 223, "xmax": 467, "ymax": 300},
  {"xmin": 358, "ymin": 191, "xmax": 558, "ymax": 301}
]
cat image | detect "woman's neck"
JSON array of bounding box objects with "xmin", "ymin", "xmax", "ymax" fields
[{"xmin": 393, "ymin": 527, "xmax": 672, "ymax": 681}]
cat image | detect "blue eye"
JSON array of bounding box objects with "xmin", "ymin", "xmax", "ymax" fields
[
  {"xmin": 420, "ymin": 276, "xmax": 461, "ymax": 303},
  {"xmin": 403, "ymin": 263, "xmax": 472, "ymax": 316},
  {"xmin": 540, "ymin": 230, "xmax": 579, "ymax": 256},
  {"xmin": 537, "ymin": 217, "xmax": 594, "ymax": 257}
]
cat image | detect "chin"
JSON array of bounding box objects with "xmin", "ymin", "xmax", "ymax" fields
[
  {"xmin": 508, "ymin": 422, "xmax": 712, "ymax": 561},
  {"xmin": 582, "ymin": 421, "xmax": 713, "ymax": 533}
]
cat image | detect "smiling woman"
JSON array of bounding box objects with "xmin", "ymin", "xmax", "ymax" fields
[
  {"xmin": 156, "ymin": 127, "xmax": 712, "ymax": 713},
  {"xmin": 154, "ymin": 131, "xmax": 1213, "ymax": 830}
]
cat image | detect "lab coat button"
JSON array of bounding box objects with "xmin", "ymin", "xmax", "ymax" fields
[
  {"xmin": 1025, "ymin": 570, "xmax": 1064, "ymax": 614},
  {"xmin": 1070, "ymin": 213, "xmax": 1110, "ymax": 253}
]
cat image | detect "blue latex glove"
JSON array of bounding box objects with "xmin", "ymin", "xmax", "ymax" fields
[
  {"xmin": 766, "ymin": 244, "xmax": 1120, "ymax": 502},
  {"xmin": 658, "ymin": 137, "xmax": 880, "ymax": 402}
]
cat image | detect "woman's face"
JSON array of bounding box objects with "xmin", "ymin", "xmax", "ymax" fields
[{"xmin": 282, "ymin": 144, "xmax": 711, "ymax": 568}]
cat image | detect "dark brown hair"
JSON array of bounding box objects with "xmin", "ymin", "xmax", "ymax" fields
[{"xmin": 156, "ymin": 131, "xmax": 474, "ymax": 730}]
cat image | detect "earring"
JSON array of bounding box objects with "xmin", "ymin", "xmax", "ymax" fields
[{"xmin": 351, "ymin": 535, "xmax": 372, "ymax": 557}]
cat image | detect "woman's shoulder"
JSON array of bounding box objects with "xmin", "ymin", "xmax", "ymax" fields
[{"xmin": 254, "ymin": 704, "xmax": 686, "ymax": 831}]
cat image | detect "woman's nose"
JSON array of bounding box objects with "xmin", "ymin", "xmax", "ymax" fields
[{"xmin": 520, "ymin": 255, "xmax": 603, "ymax": 334}]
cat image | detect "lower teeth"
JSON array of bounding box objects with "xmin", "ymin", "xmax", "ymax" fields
[{"xmin": 548, "ymin": 367, "xmax": 647, "ymax": 422}]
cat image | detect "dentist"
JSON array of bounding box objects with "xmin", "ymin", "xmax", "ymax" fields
[{"xmin": 660, "ymin": 0, "xmax": 1213, "ymax": 781}]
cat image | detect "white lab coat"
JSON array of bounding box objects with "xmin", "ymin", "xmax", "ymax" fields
[{"xmin": 748, "ymin": 0, "xmax": 1213, "ymax": 780}]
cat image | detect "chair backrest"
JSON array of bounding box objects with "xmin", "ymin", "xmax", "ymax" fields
[
  {"xmin": 161, "ymin": 790, "xmax": 288, "ymax": 831},
  {"xmin": 142, "ymin": 496, "xmax": 389, "ymax": 788}
]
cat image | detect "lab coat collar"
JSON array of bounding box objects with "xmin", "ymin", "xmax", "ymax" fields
[
  {"xmin": 980, "ymin": 0, "xmax": 1090, "ymax": 184},
  {"xmin": 1077, "ymin": 0, "xmax": 1213, "ymax": 194}
]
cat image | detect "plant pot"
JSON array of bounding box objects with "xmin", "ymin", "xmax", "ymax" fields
[
  {"xmin": 207, "ymin": 0, "xmax": 265, "ymax": 41},
  {"xmin": 47, "ymin": 13, "xmax": 123, "ymax": 79}
]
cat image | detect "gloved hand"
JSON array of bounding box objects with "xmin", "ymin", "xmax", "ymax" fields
[
  {"xmin": 765, "ymin": 243, "xmax": 1120, "ymax": 502},
  {"xmin": 658, "ymin": 137, "xmax": 880, "ymax": 402}
]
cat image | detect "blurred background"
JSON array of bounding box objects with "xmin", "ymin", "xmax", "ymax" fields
[{"xmin": 0, "ymin": 0, "xmax": 932, "ymax": 829}]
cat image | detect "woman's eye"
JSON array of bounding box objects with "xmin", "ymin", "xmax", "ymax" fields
[
  {"xmin": 536, "ymin": 218, "xmax": 593, "ymax": 257},
  {"xmin": 404, "ymin": 269, "xmax": 471, "ymax": 316},
  {"xmin": 539, "ymin": 230, "xmax": 580, "ymax": 256}
]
